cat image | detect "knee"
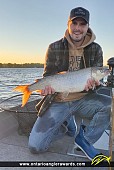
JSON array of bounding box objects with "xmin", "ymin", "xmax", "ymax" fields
[
  {"xmin": 28, "ymin": 136, "xmax": 49, "ymax": 154},
  {"xmin": 100, "ymin": 105, "xmax": 111, "ymax": 114},
  {"xmin": 28, "ymin": 141, "xmax": 48, "ymax": 154},
  {"xmin": 28, "ymin": 145, "xmax": 39, "ymax": 154},
  {"xmin": 99, "ymin": 106, "xmax": 111, "ymax": 123}
]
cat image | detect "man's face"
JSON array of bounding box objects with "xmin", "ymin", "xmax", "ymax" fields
[{"xmin": 68, "ymin": 18, "xmax": 89, "ymax": 42}]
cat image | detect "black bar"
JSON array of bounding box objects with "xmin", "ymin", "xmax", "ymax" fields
[{"xmin": 0, "ymin": 161, "xmax": 113, "ymax": 167}]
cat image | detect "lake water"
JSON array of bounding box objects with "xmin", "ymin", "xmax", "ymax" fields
[{"xmin": 0, "ymin": 68, "xmax": 43, "ymax": 109}]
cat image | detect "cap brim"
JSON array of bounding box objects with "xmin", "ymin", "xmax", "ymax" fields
[{"xmin": 70, "ymin": 16, "xmax": 88, "ymax": 23}]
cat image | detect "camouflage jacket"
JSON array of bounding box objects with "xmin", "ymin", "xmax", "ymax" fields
[{"xmin": 36, "ymin": 37, "xmax": 103, "ymax": 117}]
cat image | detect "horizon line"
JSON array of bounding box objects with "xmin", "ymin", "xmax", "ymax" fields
[{"xmin": 0, "ymin": 62, "xmax": 44, "ymax": 64}]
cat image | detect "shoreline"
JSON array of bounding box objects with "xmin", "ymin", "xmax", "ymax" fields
[{"xmin": 0, "ymin": 63, "xmax": 44, "ymax": 68}]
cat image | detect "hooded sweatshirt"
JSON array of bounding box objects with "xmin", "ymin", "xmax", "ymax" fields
[
  {"xmin": 65, "ymin": 27, "xmax": 96, "ymax": 71},
  {"xmin": 54, "ymin": 28, "xmax": 96, "ymax": 102}
]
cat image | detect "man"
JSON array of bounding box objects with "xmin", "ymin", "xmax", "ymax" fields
[{"xmin": 28, "ymin": 7, "xmax": 110, "ymax": 160}]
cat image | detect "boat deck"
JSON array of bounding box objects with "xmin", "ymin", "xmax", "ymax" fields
[
  {"xmin": 0, "ymin": 98, "xmax": 110, "ymax": 170},
  {"xmin": 0, "ymin": 126, "xmax": 109, "ymax": 170}
]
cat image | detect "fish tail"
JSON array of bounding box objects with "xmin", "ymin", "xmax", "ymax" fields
[{"xmin": 13, "ymin": 85, "xmax": 32, "ymax": 107}]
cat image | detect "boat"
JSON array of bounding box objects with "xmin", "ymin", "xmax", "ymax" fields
[{"xmin": 0, "ymin": 87, "xmax": 112, "ymax": 169}]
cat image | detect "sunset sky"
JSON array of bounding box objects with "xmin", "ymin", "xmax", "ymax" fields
[{"xmin": 0, "ymin": 0, "xmax": 114, "ymax": 65}]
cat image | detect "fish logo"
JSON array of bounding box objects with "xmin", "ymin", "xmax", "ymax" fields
[{"xmin": 91, "ymin": 154, "xmax": 111, "ymax": 166}]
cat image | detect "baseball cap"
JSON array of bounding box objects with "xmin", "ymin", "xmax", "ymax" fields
[{"xmin": 69, "ymin": 7, "xmax": 90, "ymax": 23}]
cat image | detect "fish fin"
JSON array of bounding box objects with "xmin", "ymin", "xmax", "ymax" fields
[
  {"xmin": 35, "ymin": 79, "xmax": 40, "ymax": 82},
  {"xmin": 13, "ymin": 85, "xmax": 28, "ymax": 92},
  {"xmin": 57, "ymin": 71, "xmax": 67, "ymax": 74},
  {"xmin": 22, "ymin": 90, "xmax": 32, "ymax": 107},
  {"xmin": 35, "ymin": 89, "xmax": 42, "ymax": 93},
  {"xmin": 13, "ymin": 85, "xmax": 32, "ymax": 107}
]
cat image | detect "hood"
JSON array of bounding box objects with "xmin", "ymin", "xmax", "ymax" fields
[{"xmin": 64, "ymin": 27, "xmax": 96, "ymax": 49}]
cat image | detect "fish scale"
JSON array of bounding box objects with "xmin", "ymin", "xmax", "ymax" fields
[
  {"xmin": 29, "ymin": 68, "xmax": 92, "ymax": 93},
  {"xmin": 14, "ymin": 67, "xmax": 109, "ymax": 106}
]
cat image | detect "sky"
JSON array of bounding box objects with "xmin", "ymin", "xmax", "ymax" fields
[{"xmin": 0, "ymin": 0, "xmax": 114, "ymax": 65}]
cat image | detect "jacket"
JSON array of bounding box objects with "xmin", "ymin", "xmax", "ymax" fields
[
  {"xmin": 43, "ymin": 36, "xmax": 103, "ymax": 76},
  {"xmin": 36, "ymin": 31, "xmax": 103, "ymax": 116}
]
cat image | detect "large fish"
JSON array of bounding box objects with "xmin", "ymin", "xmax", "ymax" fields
[{"xmin": 14, "ymin": 67, "xmax": 109, "ymax": 107}]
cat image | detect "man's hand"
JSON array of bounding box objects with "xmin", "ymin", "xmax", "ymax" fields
[
  {"xmin": 41, "ymin": 79, "xmax": 100, "ymax": 95},
  {"xmin": 84, "ymin": 78, "xmax": 100, "ymax": 91},
  {"xmin": 41, "ymin": 85, "xmax": 55, "ymax": 96}
]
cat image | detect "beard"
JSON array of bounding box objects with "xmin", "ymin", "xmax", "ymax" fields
[{"xmin": 69, "ymin": 32, "xmax": 85, "ymax": 42}]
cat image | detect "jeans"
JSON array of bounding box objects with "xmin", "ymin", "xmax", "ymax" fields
[
  {"xmin": 28, "ymin": 92, "xmax": 111, "ymax": 153},
  {"xmin": 66, "ymin": 115, "xmax": 77, "ymax": 137}
]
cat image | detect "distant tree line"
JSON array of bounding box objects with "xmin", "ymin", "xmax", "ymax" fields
[{"xmin": 0, "ymin": 63, "xmax": 44, "ymax": 68}]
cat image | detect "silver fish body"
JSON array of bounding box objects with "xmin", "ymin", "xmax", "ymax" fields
[
  {"xmin": 14, "ymin": 67, "xmax": 109, "ymax": 106},
  {"xmin": 29, "ymin": 67, "xmax": 108, "ymax": 93}
]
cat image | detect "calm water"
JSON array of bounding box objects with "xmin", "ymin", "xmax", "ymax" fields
[{"xmin": 0, "ymin": 68, "xmax": 43, "ymax": 108}]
